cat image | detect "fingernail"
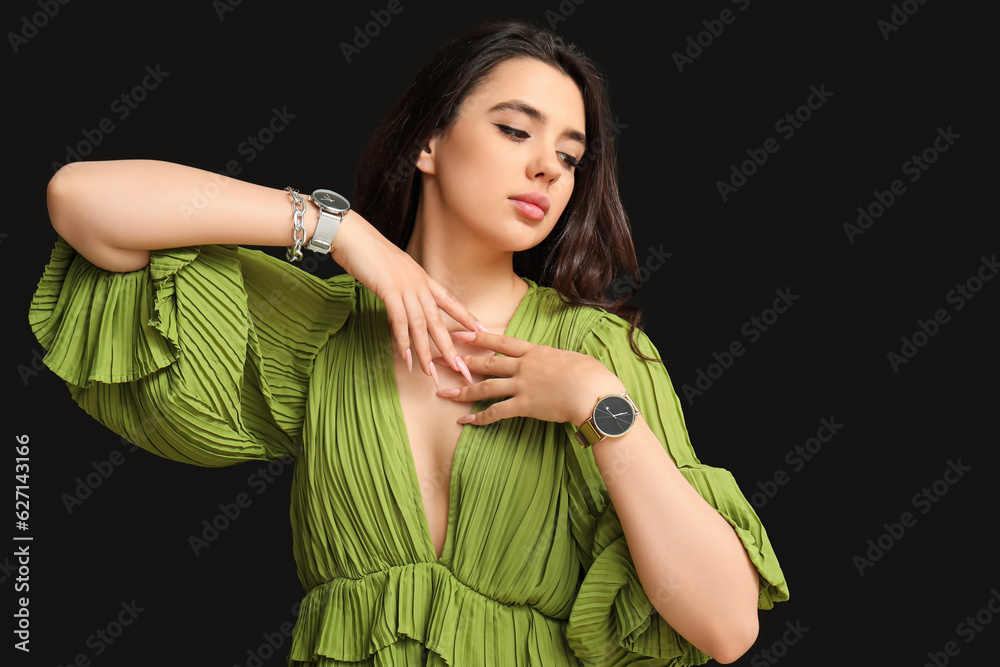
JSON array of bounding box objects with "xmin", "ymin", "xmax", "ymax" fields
[
  {"xmin": 428, "ymin": 362, "xmax": 439, "ymax": 390},
  {"xmin": 403, "ymin": 348, "xmax": 412, "ymax": 373},
  {"xmin": 452, "ymin": 331, "xmax": 477, "ymax": 342},
  {"xmin": 437, "ymin": 387, "xmax": 460, "ymax": 398},
  {"xmin": 475, "ymin": 321, "xmax": 491, "ymax": 333},
  {"xmin": 455, "ymin": 356, "xmax": 473, "ymax": 385},
  {"xmin": 457, "ymin": 414, "xmax": 476, "ymax": 424}
]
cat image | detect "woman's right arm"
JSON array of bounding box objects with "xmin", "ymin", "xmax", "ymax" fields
[
  {"xmin": 46, "ymin": 159, "xmax": 480, "ymax": 378},
  {"xmin": 47, "ymin": 159, "xmax": 311, "ymax": 273}
]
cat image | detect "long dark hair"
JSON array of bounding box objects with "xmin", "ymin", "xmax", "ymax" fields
[{"xmin": 354, "ymin": 20, "xmax": 654, "ymax": 358}]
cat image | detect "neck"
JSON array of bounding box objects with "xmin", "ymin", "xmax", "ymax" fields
[{"xmin": 405, "ymin": 202, "xmax": 530, "ymax": 334}]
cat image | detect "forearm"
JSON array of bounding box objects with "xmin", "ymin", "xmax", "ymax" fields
[
  {"xmin": 590, "ymin": 417, "xmax": 760, "ymax": 663},
  {"xmin": 46, "ymin": 159, "xmax": 332, "ymax": 272}
]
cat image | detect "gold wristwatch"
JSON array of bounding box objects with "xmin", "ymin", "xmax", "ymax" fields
[{"xmin": 575, "ymin": 391, "xmax": 640, "ymax": 448}]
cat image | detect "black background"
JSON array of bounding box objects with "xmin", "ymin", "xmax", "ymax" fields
[{"xmin": 3, "ymin": 0, "xmax": 995, "ymax": 665}]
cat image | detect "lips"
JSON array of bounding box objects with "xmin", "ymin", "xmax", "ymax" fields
[{"xmin": 508, "ymin": 192, "xmax": 551, "ymax": 221}]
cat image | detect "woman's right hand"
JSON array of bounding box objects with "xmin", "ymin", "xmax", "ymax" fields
[{"xmin": 329, "ymin": 210, "xmax": 483, "ymax": 384}]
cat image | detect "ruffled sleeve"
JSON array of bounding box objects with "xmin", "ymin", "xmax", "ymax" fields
[
  {"xmin": 563, "ymin": 311, "xmax": 789, "ymax": 666},
  {"xmin": 28, "ymin": 237, "xmax": 355, "ymax": 466}
]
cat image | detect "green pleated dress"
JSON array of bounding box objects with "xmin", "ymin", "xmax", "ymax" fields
[{"xmin": 29, "ymin": 239, "xmax": 788, "ymax": 666}]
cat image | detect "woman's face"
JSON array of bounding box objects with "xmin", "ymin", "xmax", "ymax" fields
[{"xmin": 416, "ymin": 57, "xmax": 587, "ymax": 254}]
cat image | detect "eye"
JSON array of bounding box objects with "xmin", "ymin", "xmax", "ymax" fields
[
  {"xmin": 496, "ymin": 124, "xmax": 580, "ymax": 170},
  {"xmin": 558, "ymin": 152, "xmax": 580, "ymax": 169},
  {"xmin": 495, "ymin": 124, "xmax": 529, "ymax": 140}
]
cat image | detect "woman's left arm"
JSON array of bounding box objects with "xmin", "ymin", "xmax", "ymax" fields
[
  {"xmin": 436, "ymin": 330, "xmax": 760, "ymax": 665},
  {"xmin": 586, "ymin": 416, "xmax": 760, "ymax": 664}
]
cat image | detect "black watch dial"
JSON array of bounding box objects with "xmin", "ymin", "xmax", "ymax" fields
[
  {"xmin": 312, "ymin": 189, "xmax": 350, "ymax": 213},
  {"xmin": 593, "ymin": 395, "xmax": 635, "ymax": 437}
]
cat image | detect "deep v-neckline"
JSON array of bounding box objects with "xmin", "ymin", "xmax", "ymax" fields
[{"xmin": 381, "ymin": 278, "xmax": 536, "ymax": 564}]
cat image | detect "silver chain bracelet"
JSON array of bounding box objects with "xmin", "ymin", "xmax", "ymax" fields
[{"xmin": 284, "ymin": 186, "xmax": 307, "ymax": 262}]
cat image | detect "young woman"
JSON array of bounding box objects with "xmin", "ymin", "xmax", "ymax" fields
[{"xmin": 31, "ymin": 20, "xmax": 787, "ymax": 666}]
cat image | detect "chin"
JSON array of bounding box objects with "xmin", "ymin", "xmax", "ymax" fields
[
  {"xmin": 461, "ymin": 209, "xmax": 558, "ymax": 254},
  {"xmin": 492, "ymin": 231, "xmax": 551, "ymax": 255},
  {"xmin": 503, "ymin": 220, "xmax": 558, "ymax": 252}
]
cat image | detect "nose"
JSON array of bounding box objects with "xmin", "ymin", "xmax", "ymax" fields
[{"xmin": 527, "ymin": 143, "xmax": 564, "ymax": 185}]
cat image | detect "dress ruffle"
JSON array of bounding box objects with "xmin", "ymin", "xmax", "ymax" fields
[
  {"xmin": 28, "ymin": 238, "xmax": 355, "ymax": 465},
  {"xmin": 28, "ymin": 235, "xmax": 185, "ymax": 386},
  {"xmin": 288, "ymin": 562, "xmax": 577, "ymax": 666}
]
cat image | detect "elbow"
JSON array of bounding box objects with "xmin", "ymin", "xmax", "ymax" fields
[
  {"xmin": 47, "ymin": 162, "xmax": 87, "ymax": 241},
  {"xmin": 706, "ymin": 614, "xmax": 759, "ymax": 665},
  {"xmin": 46, "ymin": 161, "xmax": 149, "ymax": 272}
]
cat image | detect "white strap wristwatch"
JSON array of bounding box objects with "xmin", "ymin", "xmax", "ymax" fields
[{"xmin": 305, "ymin": 189, "xmax": 351, "ymax": 254}]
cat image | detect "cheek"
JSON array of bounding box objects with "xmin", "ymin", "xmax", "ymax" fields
[
  {"xmin": 435, "ymin": 134, "xmax": 497, "ymax": 196},
  {"xmin": 549, "ymin": 173, "xmax": 576, "ymax": 216}
]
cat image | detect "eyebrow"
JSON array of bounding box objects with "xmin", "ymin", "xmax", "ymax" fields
[{"xmin": 487, "ymin": 100, "xmax": 587, "ymax": 147}]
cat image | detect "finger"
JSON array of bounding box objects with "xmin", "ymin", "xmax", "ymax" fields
[
  {"xmin": 450, "ymin": 330, "xmax": 535, "ymax": 357},
  {"xmin": 384, "ymin": 296, "xmax": 411, "ymax": 364},
  {"xmin": 457, "ymin": 399, "xmax": 518, "ymax": 426},
  {"xmin": 428, "ymin": 279, "xmax": 490, "ymax": 333},
  {"xmin": 429, "ymin": 354, "xmax": 517, "ymax": 382},
  {"xmin": 402, "ymin": 292, "xmax": 434, "ymax": 375},
  {"xmin": 437, "ymin": 377, "xmax": 516, "ymax": 403},
  {"xmin": 420, "ymin": 289, "xmax": 466, "ymax": 378},
  {"xmin": 459, "ymin": 354, "xmax": 519, "ymax": 378}
]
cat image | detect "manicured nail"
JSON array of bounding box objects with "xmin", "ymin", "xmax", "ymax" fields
[
  {"xmin": 451, "ymin": 331, "xmax": 477, "ymax": 342},
  {"xmin": 437, "ymin": 387, "xmax": 460, "ymax": 398},
  {"xmin": 428, "ymin": 362, "xmax": 439, "ymax": 389},
  {"xmin": 403, "ymin": 348, "xmax": 412, "ymax": 373},
  {"xmin": 457, "ymin": 414, "xmax": 476, "ymax": 424},
  {"xmin": 475, "ymin": 321, "xmax": 491, "ymax": 333},
  {"xmin": 455, "ymin": 356, "xmax": 473, "ymax": 385}
]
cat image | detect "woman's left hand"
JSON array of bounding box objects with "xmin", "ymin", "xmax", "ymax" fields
[{"xmin": 435, "ymin": 330, "xmax": 626, "ymax": 427}]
